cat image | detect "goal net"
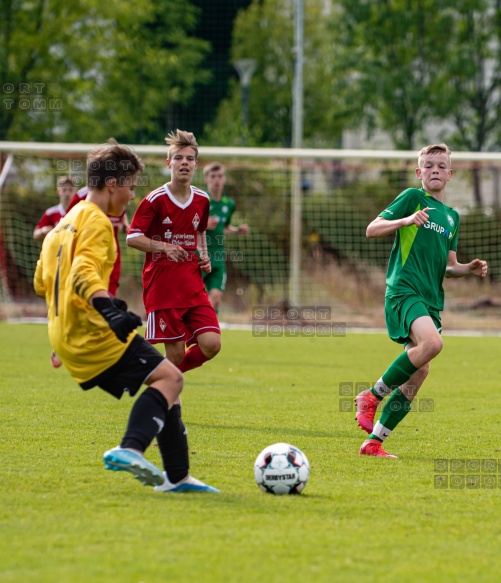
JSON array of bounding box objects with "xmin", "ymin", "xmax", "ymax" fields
[{"xmin": 1, "ymin": 142, "xmax": 501, "ymax": 331}]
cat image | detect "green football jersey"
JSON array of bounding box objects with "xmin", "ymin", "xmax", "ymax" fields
[
  {"xmin": 380, "ymin": 187, "xmax": 459, "ymax": 310},
  {"xmin": 206, "ymin": 195, "xmax": 236, "ymax": 266}
]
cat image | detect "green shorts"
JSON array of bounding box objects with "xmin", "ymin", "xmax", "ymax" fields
[
  {"xmin": 203, "ymin": 263, "xmax": 227, "ymax": 292},
  {"xmin": 385, "ymin": 294, "xmax": 442, "ymax": 345}
]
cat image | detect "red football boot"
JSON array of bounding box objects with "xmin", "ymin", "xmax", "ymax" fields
[
  {"xmin": 354, "ymin": 389, "xmax": 380, "ymax": 433},
  {"xmin": 359, "ymin": 438, "xmax": 398, "ymax": 459}
]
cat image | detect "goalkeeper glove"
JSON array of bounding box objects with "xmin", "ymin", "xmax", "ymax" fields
[
  {"xmin": 111, "ymin": 297, "xmax": 128, "ymax": 312},
  {"xmin": 92, "ymin": 297, "xmax": 142, "ymax": 343}
]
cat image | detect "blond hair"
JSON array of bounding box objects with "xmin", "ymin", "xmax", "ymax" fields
[
  {"xmin": 203, "ymin": 161, "xmax": 225, "ymax": 177},
  {"xmin": 57, "ymin": 176, "xmax": 77, "ymax": 187},
  {"xmin": 418, "ymin": 143, "xmax": 451, "ymax": 168},
  {"xmin": 165, "ymin": 129, "xmax": 199, "ymax": 160}
]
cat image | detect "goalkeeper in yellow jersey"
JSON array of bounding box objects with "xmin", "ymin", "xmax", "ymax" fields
[{"xmin": 34, "ymin": 139, "xmax": 218, "ymax": 493}]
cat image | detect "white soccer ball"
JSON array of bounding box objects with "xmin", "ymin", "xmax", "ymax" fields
[{"xmin": 254, "ymin": 442, "xmax": 310, "ymax": 495}]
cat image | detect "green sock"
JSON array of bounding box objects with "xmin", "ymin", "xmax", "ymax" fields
[
  {"xmin": 368, "ymin": 388, "xmax": 412, "ymax": 441},
  {"xmin": 381, "ymin": 351, "xmax": 418, "ymax": 390},
  {"xmin": 369, "ymin": 351, "xmax": 417, "ymax": 401},
  {"xmin": 378, "ymin": 388, "xmax": 412, "ymax": 430}
]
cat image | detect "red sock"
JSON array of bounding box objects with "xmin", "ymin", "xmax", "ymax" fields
[{"xmin": 178, "ymin": 344, "xmax": 209, "ymax": 372}]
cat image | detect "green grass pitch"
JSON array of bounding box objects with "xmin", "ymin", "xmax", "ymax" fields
[{"xmin": 1, "ymin": 323, "xmax": 500, "ymax": 582}]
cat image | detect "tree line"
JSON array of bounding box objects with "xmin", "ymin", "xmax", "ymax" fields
[{"xmin": 2, "ymin": 0, "xmax": 501, "ymax": 159}]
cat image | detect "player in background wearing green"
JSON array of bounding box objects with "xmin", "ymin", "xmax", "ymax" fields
[
  {"xmin": 203, "ymin": 162, "xmax": 249, "ymax": 313},
  {"xmin": 355, "ymin": 144, "xmax": 488, "ymax": 458},
  {"xmin": 34, "ymin": 139, "xmax": 218, "ymax": 493}
]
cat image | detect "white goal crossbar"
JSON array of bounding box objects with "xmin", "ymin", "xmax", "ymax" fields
[{"xmin": 2, "ymin": 141, "xmax": 501, "ymax": 162}]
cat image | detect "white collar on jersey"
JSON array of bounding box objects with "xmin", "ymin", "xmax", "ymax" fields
[{"xmin": 164, "ymin": 184, "xmax": 194, "ymax": 209}]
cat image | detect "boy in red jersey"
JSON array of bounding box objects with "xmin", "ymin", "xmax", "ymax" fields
[
  {"xmin": 33, "ymin": 176, "xmax": 77, "ymax": 242},
  {"xmin": 127, "ymin": 129, "xmax": 221, "ymax": 373}
]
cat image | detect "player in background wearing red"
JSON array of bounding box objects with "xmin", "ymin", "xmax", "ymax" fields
[
  {"xmin": 33, "ymin": 176, "xmax": 77, "ymax": 242},
  {"xmin": 127, "ymin": 129, "xmax": 221, "ymax": 376},
  {"xmin": 35, "ymin": 176, "xmax": 79, "ymax": 368}
]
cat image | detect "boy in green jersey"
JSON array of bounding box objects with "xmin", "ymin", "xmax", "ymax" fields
[
  {"xmin": 203, "ymin": 162, "xmax": 249, "ymax": 313},
  {"xmin": 355, "ymin": 144, "xmax": 488, "ymax": 458}
]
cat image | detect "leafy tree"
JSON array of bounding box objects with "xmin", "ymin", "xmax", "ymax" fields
[
  {"xmin": 444, "ymin": 0, "xmax": 501, "ymax": 152},
  {"xmin": 0, "ymin": 0, "xmax": 210, "ymax": 143},
  {"xmin": 204, "ymin": 0, "xmax": 349, "ymax": 147},
  {"xmin": 441, "ymin": 0, "xmax": 501, "ymax": 205},
  {"xmin": 334, "ymin": 0, "xmax": 457, "ymax": 150},
  {"xmin": 331, "ymin": 0, "xmax": 501, "ymax": 204}
]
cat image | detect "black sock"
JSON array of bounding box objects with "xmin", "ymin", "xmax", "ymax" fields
[
  {"xmin": 121, "ymin": 387, "xmax": 168, "ymax": 452},
  {"xmin": 156, "ymin": 404, "xmax": 189, "ymax": 484}
]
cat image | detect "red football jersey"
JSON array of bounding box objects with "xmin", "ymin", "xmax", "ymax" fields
[
  {"xmin": 35, "ymin": 203, "xmax": 66, "ymax": 230},
  {"xmin": 127, "ymin": 183, "xmax": 210, "ymax": 312},
  {"xmin": 66, "ymin": 186, "xmax": 88, "ymax": 213}
]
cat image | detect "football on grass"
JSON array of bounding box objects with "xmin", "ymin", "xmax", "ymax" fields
[{"xmin": 254, "ymin": 442, "xmax": 310, "ymax": 495}]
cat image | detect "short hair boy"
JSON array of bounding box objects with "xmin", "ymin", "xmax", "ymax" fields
[
  {"xmin": 355, "ymin": 143, "xmax": 488, "ymax": 458},
  {"xmin": 34, "ymin": 139, "xmax": 218, "ymax": 492}
]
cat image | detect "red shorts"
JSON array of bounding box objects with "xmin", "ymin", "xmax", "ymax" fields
[{"xmin": 146, "ymin": 304, "xmax": 220, "ymax": 346}]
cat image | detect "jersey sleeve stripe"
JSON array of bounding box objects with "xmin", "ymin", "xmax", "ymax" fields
[
  {"xmin": 146, "ymin": 186, "xmax": 167, "ymax": 203},
  {"xmin": 192, "ymin": 187, "xmax": 210, "ymax": 200},
  {"xmin": 46, "ymin": 204, "xmax": 64, "ymax": 215},
  {"xmin": 126, "ymin": 231, "xmax": 144, "ymax": 239}
]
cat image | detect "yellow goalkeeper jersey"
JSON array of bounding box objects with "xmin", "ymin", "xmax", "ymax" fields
[{"xmin": 34, "ymin": 201, "xmax": 135, "ymax": 383}]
